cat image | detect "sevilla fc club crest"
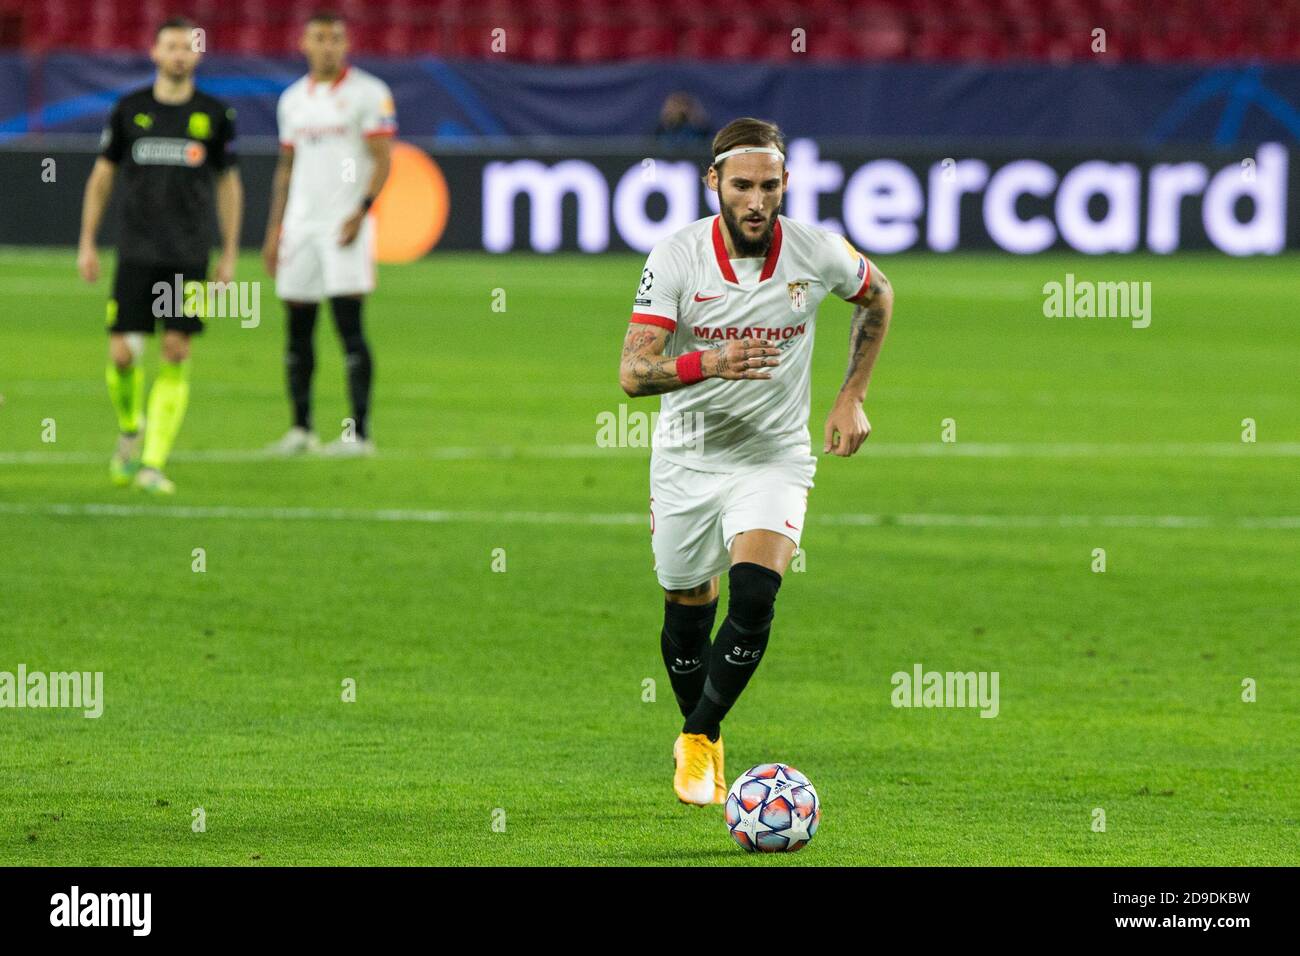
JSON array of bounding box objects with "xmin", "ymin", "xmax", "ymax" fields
[{"xmin": 787, "ymin": 280, "xmax": 809, "ymax": 313}]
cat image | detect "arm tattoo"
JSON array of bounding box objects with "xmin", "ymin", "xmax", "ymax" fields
[
  {"xmin": 620, "ymin": 326, "xmax": 682, "ymax": 396},
  {"xmin": 841, "ymin": 271, "xmax": 892, "ymax": 391}
]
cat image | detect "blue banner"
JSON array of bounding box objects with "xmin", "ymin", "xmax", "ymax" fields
[{"xmin": 3, "ymin": 54, "xmax": 1299, "ymax": 147}]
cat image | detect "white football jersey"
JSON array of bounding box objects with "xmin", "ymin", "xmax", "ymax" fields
[
  {"xmin": 276, "ymin": 66, "xmax": 397, "ymax": 226},
  {"xmin": 631, "ymin": 214, "xmax": 872, "ymax": 473}
]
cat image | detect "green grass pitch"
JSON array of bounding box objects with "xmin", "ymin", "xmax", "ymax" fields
[{"xmin": 0, "ymin": 247, "xmax": 1296, "ymax": 866}]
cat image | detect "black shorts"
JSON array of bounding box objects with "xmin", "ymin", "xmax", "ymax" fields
[{"xmin": 107, "ymin": 260, "xmax": 209, "ymax": 335}]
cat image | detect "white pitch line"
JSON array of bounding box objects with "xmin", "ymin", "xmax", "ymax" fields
[
  {"xmin": 0, "ymin": 502, "xmax": 1295, "ymax": 530},
  {"xmin": 0, "ymin": 444, "xmax": 638, "ymax": 465},
  {"xmin": 2, "ymin": 441, "xmax": 1300, "ymax": 467},
  {"xmin": 845, "ymin": 442, "xmax": 1300, "ymax": 458},
  {"xmin": 0, "ymin": 501, "xmax": 644, "ymax": 526}
]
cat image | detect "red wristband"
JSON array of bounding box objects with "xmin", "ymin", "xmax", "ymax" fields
[{"xmin": 676, "ymin": 350, "xmax": 706, "ymax": 385}]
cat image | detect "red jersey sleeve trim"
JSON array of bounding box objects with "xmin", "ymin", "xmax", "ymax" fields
[
  {"xmin": 630, "ymin": 312, "xmax": 677, "ymax": 331},
  {"xmin": 847, "ymin": 257, "xmax": 872, "ymax": 302},
  {"xmin": 364, "ymin": 126, "xmax": 397, "ymax": 139}
]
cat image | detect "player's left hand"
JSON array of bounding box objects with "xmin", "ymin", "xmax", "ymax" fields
[
  {"xmin": 824, "ymin": 396, "xmax": 871, "ymax": 457},
  {"xmin": 215, "ymin": 251, "xmax": 236, "ymax": 284},
  {"xmin": 338, "ymin": 211, "xmax": 365, "ymax": 247}
]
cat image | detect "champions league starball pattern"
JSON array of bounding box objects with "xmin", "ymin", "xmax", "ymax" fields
[{"xmin": 724, "ymin": 763, "xmax": 820, "ymax": 852}]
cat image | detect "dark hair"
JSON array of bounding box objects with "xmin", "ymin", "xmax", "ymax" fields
[
  {"xmin": 155, "ymin": 16, "xmax": 197, "ymax": 40},
  {"xmin": 307, "ymin": 10, "xmax": 345, "ymax": 26},
  {"xmin": 709, "ymin": 117, "xmax": 786, "ymax": 176}
]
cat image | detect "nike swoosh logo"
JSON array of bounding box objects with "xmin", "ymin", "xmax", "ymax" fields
[
  {"xmin": 785, "ymin": 520, "xmax": 800, "ymax": 531},
  {"xmin": 693, "ymin": 292, "xmax": 723, "ymax": 302}
]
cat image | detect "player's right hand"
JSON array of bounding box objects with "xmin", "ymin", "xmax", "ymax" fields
[
  {"xmin": 709, "ymin": 341, "xmax": 781, "ymax": 380},
  {"xmin": 77, "ymin": 245, "xmax": 99, "ymax": 283},
  {"xmin": 261, "ymin": 236, "xmax": 278, "ymax": 277}
]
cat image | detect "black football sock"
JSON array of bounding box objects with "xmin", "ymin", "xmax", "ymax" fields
[
  {"xmin": 330, "ymin": 296, "xmax": 372, "ymax": 441},
  {"xmin": 682, "ymin": 563, "xmax": 782, "ymax": 741},
  {"xmin": 285, "ymin": 303, "xmax": 318, "ymax": 430},
  {"xmin": 660, "ymin": 598, "xmax": 719, "ymax": 718}
]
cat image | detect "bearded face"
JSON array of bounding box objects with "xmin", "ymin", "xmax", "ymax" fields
[{"xmin": 713, "ymin": 151, "xmax": 786, "ymax": 256}]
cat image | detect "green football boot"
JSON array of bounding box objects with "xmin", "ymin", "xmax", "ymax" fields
[
  {"xmin": 109, "ymin": 431, "xmax": 143, "ymax": 487},
  {"xmin": 133, "ymin": 466, "xmax": 176, "ymax": 495}
]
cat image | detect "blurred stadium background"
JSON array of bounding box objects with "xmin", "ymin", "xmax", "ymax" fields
[
  {"xmin": 1, "ymin": 1, "xmax": 1296, "ymax": 866},
  {"xmin": 3, "ymin": 0, "xmax": 1299, "ymax": 255}
]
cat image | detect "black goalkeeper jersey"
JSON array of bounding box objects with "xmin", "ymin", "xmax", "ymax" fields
[{"xmin": 99, "ymin": 85, "xmax": 237, "ymax": 266}]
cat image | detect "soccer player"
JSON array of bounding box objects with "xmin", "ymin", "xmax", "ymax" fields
[
  {"xmin": 262, "ymin": 11, "xmax": 395, "ymax": 457},
  {"xmin": 618, "ymin": 118, "xmax": 895, "ymax": 805},
  {"xmin": 78, "ymin": 16, "xmax": 242, "ymax": 494}
]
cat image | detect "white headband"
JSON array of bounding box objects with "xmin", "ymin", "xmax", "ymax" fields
[{"xmin": 712, "ymin": 146, "xmax": 785, "ymax": 165}]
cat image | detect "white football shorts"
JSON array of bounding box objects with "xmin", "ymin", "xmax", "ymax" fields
[
  {"xmin": 275, "ymin": 216, "xmax": 376, "ymax": 302},
  {"xmin": 649, "ymin": 454, "xmax": 815, "ymax": 591}
]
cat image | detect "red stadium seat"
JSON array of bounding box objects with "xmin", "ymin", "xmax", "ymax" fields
[
  {"xmin": 714, "ymin": 25, "xmax": 765, "ymax": 61},
  {"xmin": 2, "ymin": 0, "xmax": 1293, "ymax": 61},
  {"xmin": 675, "ymin": 26, "xmax": 717, "ymax": 60},
  {"xmin": 854, "ymin": 13, "xmax": 910, "ymax": 60},
  {"xmin": 521, "ymin": 24, "xmax": 566, "ymax": 63},
  {"xmin": 571, "ymin": 24, "xmax": 622, "ymax": 63},
  {"xmin": 623, "ymin": 26, "xmax": 678, "ymax": 61}
]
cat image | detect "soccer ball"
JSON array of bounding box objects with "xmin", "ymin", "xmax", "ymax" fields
[{"xmin": 725, "ymin": 763, "xmax": 820, "ymax": 852}]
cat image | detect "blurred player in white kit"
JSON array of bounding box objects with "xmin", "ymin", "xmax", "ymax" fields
[{"xmin": 263, "ymin": 10, "xmax": 396, "ymax": 456}]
